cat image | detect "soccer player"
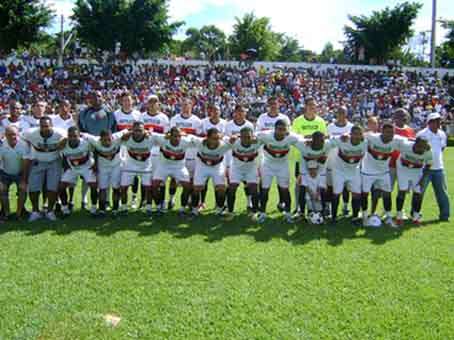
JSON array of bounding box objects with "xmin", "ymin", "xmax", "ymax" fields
[
  {"xmin": 85, "ymin": 130, "xmax": 128, "ymax": 216},
  {"xmin": 225, "ymin": 127, "xmax": 261, "ymax": 220},
  {"xmin": 120, "ymin": 121, "xmax": 156, "ymax": 216},
  {"xmin": 58, "ymin": 127, "xmax": 98, "ymax": 217},
  {"xmin": 303, "ymin": 161, "xmax": 325, "ymax": 217},
  {"xmin": 22, "ymin": 100, "xmax": 47, "ymax": 132},
  {"xmin": 191, "ymin": 128, "xmax": 231, "ymax": 217},
  {"xmin": 256, "ymin": 119, "xmax": 302, "ymax": 224},
  {"xmin": 141, "ymin": 94, "xmax": 170, "ymax": 210},
  {"xmin": 395, "ymin": 136, "xmax": 432, "ymax": 226},
  {"xmin": 22, "ymin": 116, "xmax": 67, "ymax": 221},
  {"xmin": 200, "ymin": 103, "xmax": 227, "ymax": 135},
  {"xmin": 151, "ymin": 127, "xmax": 196, "ymax": 216},
  {"xmin": 0, "ymin": 126, "xmax": 29, "ymax": 220},
  {"xmin": 360, "ymin": 121, "xmax": 405, "ymax": 227},
  {"xmin": 329, "ymin": 126, "xmax": 367, "ymax": 224},
  {"xmin": 0, "ymin": 101, "xmax": 27, "ymax": 136}
]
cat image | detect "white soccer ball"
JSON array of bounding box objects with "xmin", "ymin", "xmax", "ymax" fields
[
  {"xmin": 309, "ymin": 212, "xmax": 324, "ymax": 225},
  {"xmin": 367, "ymin": 215, "xmax": 382, "ymax": 228}
]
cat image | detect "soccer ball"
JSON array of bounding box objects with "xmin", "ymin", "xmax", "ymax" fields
[
  {"xmin": 367, "ymin": 215, "xmax": 382, "ymax": 228},
  {"xmin": 309, "ymin": 212, "xmax": 324, "ymax": 225}
]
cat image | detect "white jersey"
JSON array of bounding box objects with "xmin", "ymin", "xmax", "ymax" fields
[
  {"xmin": 230, "ymin": 139, "xmax": 261, "ymax": 170},
  {"xmin": 296, "ymin": 139, "xmax": 334, "ymax": 173},
  {"xmin": 327, "ymin": 121, "xmax": 354, "ymax": 137},
  {"xmin": 257, "ymin": 131, "xmax": 301, "ymax": 165},
  {"xmin": 224, "ymin": 119, "xmax": 254, "ymax": 137},
  {"xmin": 21, "ymin": 115, "xmax": 43, "ymax": 132},
  {"xmin": 170, "ymin": 114, "xmax": 201, "ymax": 160},
  {"xmin": 256, "ymin": 113, "xmax": 290, "ymax": 132},
  {"xmin": 122, "ymin": 135, "xmax": 155, "ymax": 170},
  {"xmin": 199, "ymin": 118, "xmax": 227, "ymax": 136},
  {"xmin": 330, "ymin": 137, "xmax": 367, "ymax": 173},
  {"xmin": 60, "ymin": 137, "xmax": 94, "ymax": 171},
  {"xmin": 0, "ymin": 117, "xmax": 28, "ymax": 136},
  {"xmin": 84, "ymin": 131, "xmax": 126, "ymax": 169},
  {"xmin": 51, "ymin": 114, "xmax": 76, "ymax": 131},
  {"xmin": 362, "ymin": 133, "xmax": 405, "ymax": 175},
  {"xmin": 193, "ymin": 138, "xmax": 231, "ymax": 167},
  {"xmin": 151, "ymin": 133, "xmax": 195, "ymax": 167},
  {"xmin": 23, "ymin": 127, "xmax": 67, "ymax": 162},
  {"xmin": 397, "ymin": 140, "xmax": 433, "ymax": 171},
  {"xmin": 113, "ymin": 109, "xmax": 141, "ymax": 131},
  {"xmin": 140, "ymin": 112, "xmax": 170, "ymax": 134},
  {"xmin": 0, "ymin": 139, "xmax": 30, "ymax": 175}
]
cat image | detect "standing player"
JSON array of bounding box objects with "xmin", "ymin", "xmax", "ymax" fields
[
  {"xmin": 58, "ymin": 127, "xmax": 98, "ymax": 217},
  {"xmin": 140, "ymin": 94, "xmax": 170, "ymax": 210},
  {"xmin": 0, "ymin": 101, "xmax": 27, "ymax": 136},
  {"xmin": 395, "ymin": 137, "xmax": 432, "ymax": 226},
  {"xmin": 361, "ymin": 121, "xmax": 405, "ymax": 227},
  {"xmin": 22, "ymin": 100, "xmax": 47, "ymax": 131},
  {"xmin": 225, "ymin": 127, "xmax": 261, "ymax": 220},
  {"xmin": 330, "ymin": 126, "xmax": 367, "ymax": 224},
  {"xmin": 256, "ymin": 119, "xmax": 302, "ymax": 223},
  {"xmin": 120, "ymin": 121, "xmax": 156, "ymax": 216}
]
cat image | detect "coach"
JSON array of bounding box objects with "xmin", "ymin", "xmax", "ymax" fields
[
  {"xmin": 79, "ymin": 91, "xmax": 116, "ymax": 136},
  {"xmin": 417, "ymin": 112, "xmax": 450, "ymax": 222}
]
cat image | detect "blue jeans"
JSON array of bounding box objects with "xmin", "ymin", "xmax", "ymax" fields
[{"xmin": 421, "ymin": 169, "xmax": 450, "ymax": 221}]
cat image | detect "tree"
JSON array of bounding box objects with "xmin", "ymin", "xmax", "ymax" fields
[
  {"xmin": 344, "ymin": 2, "xmax": 422, "ymax": 64},
  {"xmin": 0, "ymin": 0, "xmax": 55, "ymax": 53},
  {"xmin": 72, "ymin": 0, "xmax": 181, "ymax": 55},
  {"xmin": 181, "ymin": 25, "xmax": 226, "ymax": 59},
  {"xmin": 228, "ymin": 12, "xmax": 281, "ymax": 61},
  {"xmin": 437, "ymin": 20, "xmax": 454, "ymax": 68},
  {"xmin": 277, "ymin": 35, "xmax": 302, "ymax": 62}
]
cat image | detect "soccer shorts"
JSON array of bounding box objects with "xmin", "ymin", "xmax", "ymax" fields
[
  {"xmin": 193, "ymin": 162, "xmax": 225, "ymax": 187},
  {"xmin": 397, "ymin": 167, "xmax": 423, "ymax": 193},
  {"xmin": 29, "ymin": 159, "xmax": 62, "ymax": 192},
  {"xmin": 98, "ymin": 166, "xmax": 121, "ymax": 190},
  {"xmin": 260, "ymin": 162, "xmax": 290, "ymax": 189},
  {"xmin": 153, "ymin": 164, "xmax": 190, "ymax": 184},
  {"xmin": 120, "ymin": 167, "xmax": 152, "ymax": 187},
  {"xmin": 361, "ymin": 172, "xmax": 392, "ymax": 193},
  {"xmin": 185, "ymin": 159, "xmax": 196, "ymax": 178},
  {"xmin": 61, "ymin": 167, "xmax": 96, "ymax": 186},
  {"xmin": 229, "ymin": 165, "xmax": 258, "ymax": 185},
  {"xmin": 332, "ymin": 169, "xmax": 361, "ymax": 195}
]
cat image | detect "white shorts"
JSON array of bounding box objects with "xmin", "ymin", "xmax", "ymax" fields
[
  {"xmin": 397, "ymin": 167, "xmax": 423, "ymax": 193},
  {"xmin": 98, "ymin": 166, "xmax": 121, "ymax": 190},
  {"xmin": 151, "ymin": 154, "xmax": 160, "ymax": 176},
  {"xmin": 332, "ymin": 169, "xmax": 361, "ymax": 195},
  {"xmin": 121, "ymin": 168, "xmax": 152, "ymax": 187},
  {"xmin": 229, "ymin": 165, "xmax": 258, "ymax": 185},
  {"xmin": 326, "ymin": 168, "xmax": 333, "ymax": 187},
  {"xmin": 185, "ymin": 159, "xmax": 196, "ymax": 178},
  {"xmin": 260, "ymin": 162, "xmax": 289, "ymax": 189},
  {"xmin": 193, "ymin": 162, "xmax": 225, "ymax": 187},
  {"xmin": 61, "ymin": 167, "xmax": 96, "ymax": 185},
  {"xmin": 153, "ymin": 164, "xmax": 190, "ymax": 184},
  {"xmin": 361, "ymin": 172, "xmax": 392, "ymax": 193}
]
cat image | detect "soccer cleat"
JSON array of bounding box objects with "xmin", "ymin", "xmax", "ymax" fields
[
  {"xmin": 90, "ymin": 206, "xmax": 97, "ymax": 217},
  {"xmin": 197, "ymin": 203, "xmax": 206, "ymax": 211},
  {"xmin": 191, "ymin": 208, "xmax": 199, "ymax": 217},
  {"xmin": 395, "ymin": 211, "xmax": 404, "ymax": 227},
  {"xmin": 257, "ymin": 213, "xmax": 266, "ymax": 224},
  {"xmin": 28, "ymin": 211, "xmax": 42, "ymax": 222},
  {"xmin": 178, "ymin": 207, "xmax": 186, "ymax": 217},
  {"xmin": 62, "ymin": 206, "xmax": 71, "ymax": 218},
  {"xmin": 284, "ymin": 213, "xmax": 295, "ymax": 224},
  {"xmin": 215, "ymin": 207, "xmax": 225, "ymax": 217},
  {"xmin": 342, "ymin": 207, "xmax": 350, "ymax": 217},
  {"xmin": 277, "ymin": 202, "xmax": 285, "ymax": 212},
  {"xmin": 384, "ymin": 216, "xmax": 397, "ymax": 228},
  {"xmin": 46, "ymin": 212, "xmax": 57, "ymax": 221},
  {"xmin": 412, "ymin": 212, "xmax": 422, "ymax": 226},
  {"xmin": 131, "ymin": 197, "xmax": 138, "ymax": 210}
]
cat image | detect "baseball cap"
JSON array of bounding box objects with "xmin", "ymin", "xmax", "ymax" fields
[
  {"xmin": 147, "ymin": 94, "xmax": 159, "ymax": 102},
  {"xmin": 427, "ymin": 112, "xmax": 441, "ymax": 122}
]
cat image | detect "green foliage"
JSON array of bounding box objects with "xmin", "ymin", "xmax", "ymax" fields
[
  {"xmin": 344, "ymin": 2, "xmax": 422, "ymax": 64},
  {"xmin": 72, "ymin": 0, "xmax": 181, "ymax": 54},
  {"xmin": 0, "ymin": 0, "xmax": 55, "ymax": 53},
  {"xmin": 181, "ymin": 25, "xmax": 226, "ymax": 60},
  {"xmin": 277, "ymin": 35, "xmax": 302, "ymax": 62},
  {"xmin": 437, "ymin": 20, "xmax": 454, "ymax": 68}
]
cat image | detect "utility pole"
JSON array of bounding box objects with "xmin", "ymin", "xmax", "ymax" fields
[
  {"xmin": 58, "ymin": 15, "xmax": 75, "ymax": 67},
  {"xmin": 430, "ymin": 0, "xmax": 437, "ymax": 68}
]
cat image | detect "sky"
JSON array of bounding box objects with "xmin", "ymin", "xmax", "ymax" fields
[{"xmin": 45, "ymin": 0, "xmax": 453, "ymax": 53}]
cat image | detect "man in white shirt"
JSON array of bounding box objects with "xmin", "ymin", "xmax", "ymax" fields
[
  {"xmin": 0, "ymin": 126, "xmax": 29, "ymax": 220},
  {"xmin": 417, "ymin": 113, "xmax": 450, "ymax": 221}
]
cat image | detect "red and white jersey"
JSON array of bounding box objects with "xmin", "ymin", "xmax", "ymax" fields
[
  {"xmin": 193, "ymin": 137, "xmax": 231, "ymax": 167},
  {"xmin": 84, "ymin": 131, "xmax": 126, "ymax": 169},
  {"xmin": 257, "ymin": 131, "xmax": 301, "ymax": 164},
  {"xmin": 170, "ymin": 114, "xmax": 202, "ymax": 159},
  {"xmin": 122, "ymin": 135, "xmax": 155, "ymax": 170},
  {"xmin": 23, "ymin": 127, "xmax": 67, "ymax": 162},
  {"xmin": 296, "ymin": 139, "xmax": 334, "ymax": 173},
  {"xmin": 327, "ymin": 121, "xmax": 354, "ymax": 137},
  {"xmin": 224, "ymin": 119, "xmax": 254, "ymax": 137},
  {"xmin": 330, "ymin": 137, "xmax": 367, "ymax": 173},
  {"xmin": 60, "ymin": 137, "xmax": 94, "ymax": 171},
  {"xmin": 199, "ymin": 118, "xmax": 227, "ymax": 136},
  {"xmin": 390, "ymin": 126, "xmax": 416, "ymax": 168},
  {"xmin": 256, "ymin": 113, "xmax": 290, "ymax": 132},
  {"xmin": 51, "ymin": 114, "xmax": 76, "ymax": 131},
  {"xmin": 362, "ymin": 133, "xmax": 405, "ymax": 175},
  {"xmin": 397, "ymin": 139, "xmax": 432, "ymax": 171},
  {"xmin": 140, "ymin": 112, "xmax": 170, "ymax": 134},
  {"xmin": 151, "ymin": 133, "xmax": 195, "ymax": 167},
  {"xmin": 113, "ymin": 109, "xmax": 141, "ymax": 131},
  {"xmin": 230, "ymin": 139, "xmax": 261, "ymax": 170}
]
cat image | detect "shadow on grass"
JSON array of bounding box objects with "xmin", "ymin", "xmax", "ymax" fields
[{"xmin": 0, "ymin": 209, "xmax": 442, "ymax": 246}]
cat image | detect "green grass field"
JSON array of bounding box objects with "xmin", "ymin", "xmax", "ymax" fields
[{"xmin": 1, "ymin": 150, "xmax": 453, "ymax": 339}]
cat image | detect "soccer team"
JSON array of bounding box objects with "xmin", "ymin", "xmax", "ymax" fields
[{"xmin": 0, "ymin": 93, "xmax": 449, "ymax": 226}]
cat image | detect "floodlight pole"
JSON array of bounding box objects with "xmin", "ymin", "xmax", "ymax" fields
[
  {"xmin": 58, "ymin": 15, "xmax": 75, "ymax": 67},
  {"xmin": 430, "ymin": 0, "xmax": 437, "ymax": 68}
]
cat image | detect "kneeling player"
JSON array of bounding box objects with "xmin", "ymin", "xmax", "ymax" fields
[
  {"xmin": 151, "ymin": 127, "xmax": 196, "ymax": 216},
  {"xmin": 58, "ymin": 127, "xmax": 98, "ymax": 216},
  {"xmin": 395, "ymin": 136, "xmax": 432, "ymax": 226},
  {"xmin": 226, "ymin": 127, "xmax": 261, "ymax": 220},
  {"xmin": 192, "ymin": 128, "xmax": 231, "ymax": 217}
]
